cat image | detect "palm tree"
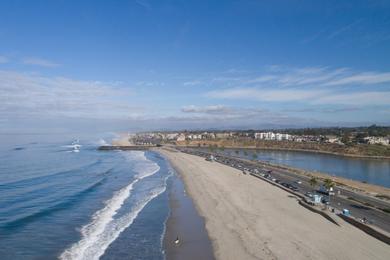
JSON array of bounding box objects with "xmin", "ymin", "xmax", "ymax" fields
[
  {"xmin": 323, "ymin": 178, "xmax": 335, "ymax": 206},
  {"xmin": 323, "ymin": 178, "xmax": 335, "ymax": 190},
  {"xmin": 309, "ymin": 176, "xmax": 318, "ymax": 191}
]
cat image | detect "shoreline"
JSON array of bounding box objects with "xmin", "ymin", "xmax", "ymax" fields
[
  {"xmin": 159, "ymin": 148, "xmax": 390, "ymax": 260},
  {"xmin": 178, "ymin": 144, "xmax": 390, "ymax": 160},
  {"xmin": 163, "ymin": 168, "xmax": 214, "ymax": 260}
]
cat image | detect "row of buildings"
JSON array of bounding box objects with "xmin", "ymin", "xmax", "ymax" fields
[
  {"xmin": 131, "ymin": 131, "xmax": 389, "ymax": 146},
  {"xmin": 254, "ymin": 132, "xmax": 292, "ymax": 141},
  {"xmin": 254, "ymin": 132, "xmax": 341, "ymax": 143},
  {"xmin": 364, "ymin": 136, "xmax": 390, "ymax": 146}
]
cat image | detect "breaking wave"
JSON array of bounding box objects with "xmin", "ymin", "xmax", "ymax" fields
[{"xmin": 60, "ymin": 151, "xmax": 163, "ymax": 260}]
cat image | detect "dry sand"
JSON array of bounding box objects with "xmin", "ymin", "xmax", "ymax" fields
[{"xmin": 160, "ymin": 149, "xmax": 390, "ymax": 260}]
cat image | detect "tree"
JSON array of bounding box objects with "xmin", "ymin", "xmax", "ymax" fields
[
  {"xmin": 309, "ymin": 176, "xmax": 318, "ymax": 191},
  {"xmin": 323, "ymin": 178, "xmax": 335, "ymax": 190},
  {"xmin": 341, "ymin": 133, "xmax": 350, "ymax": 145},
  {"xmin": 323, "ymin": 178, "xmax": 335, "ymax": 207}
]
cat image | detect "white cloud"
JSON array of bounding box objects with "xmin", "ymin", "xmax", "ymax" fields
[
  {"xmin": 207, "ymin": 88, "xmax": 325, "ymax": 102},
  {"xmin": 176, "ymin": 104, "xmax": 301, "ymax": 126},
  {"xmin": 201, "ymin": 65, "xmax": 390, "ymax": 111},
  {"xmin": 216, "ymin": 66, "xmax": 390, "ymax": 87},
  {"xmin": 314, "ymin": 91, "xmax": 390, "ymax": 105},
  {"xmin": 135, "ymin": 81, "xmax": 165, "ymax": 87},
  {"xmin": 22, "ymin": 57, "xmax": 60, "ymax": 67},
  {"xmin": 0, "ymin": 70, "xmax": 137, "ymax": 119},
  {"xmin": 327, "ymin": 20, "xmax": 362, "ymax": 40},
  {"xmin": 181, "ymin": 105, "xmax": 229, "ymax": 114},
  {"xmin": 322, "ymin": 72, "xmax": 390, "ymax": 86},
  {"xmin": 183, "ymin": 80, "xmax": 202, "ymax": 86},
  {"xmin": 207, "ymin": 87, "xmax": 390, "ymax": 106}
]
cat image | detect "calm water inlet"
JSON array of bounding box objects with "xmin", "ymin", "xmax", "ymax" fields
[{"xmin": 217, "ymin": 148, "xmax": 390, "ymax": 188}]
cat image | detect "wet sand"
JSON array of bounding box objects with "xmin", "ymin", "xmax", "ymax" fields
[
  {"xmin": 163, "ymin": 174, "xmax": 214, "ymax": 260},
  {"xmin": 160, "ymin": 148, "xmax": 390, "ymax": 260}
]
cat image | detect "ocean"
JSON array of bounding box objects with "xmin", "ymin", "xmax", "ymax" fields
[{"xmin": 0, "ymin": 134, "xmax": 172, "ymax": 260}]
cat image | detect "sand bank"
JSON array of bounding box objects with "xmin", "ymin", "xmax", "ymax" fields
[{"xmin": 160, "ymin": 149, "xmax": 390, "ymax": 260}]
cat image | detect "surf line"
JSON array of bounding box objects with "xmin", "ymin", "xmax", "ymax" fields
[{"xmin": 60, "ymin": 153, "xmax": 161, "ymax": 260}]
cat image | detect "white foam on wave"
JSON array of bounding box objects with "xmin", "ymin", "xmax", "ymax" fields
[
  {"xmin": 62, "ymin": 145, "xmax": 82, "ymax": 149},
  {"xmin": 60, "ymin": 151, "xmax": 161, "ymax": 260}
]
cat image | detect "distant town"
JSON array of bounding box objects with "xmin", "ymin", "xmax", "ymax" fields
[{"xmin": 130, "ymin": 125, "xmax": 390, "ymax": 146}]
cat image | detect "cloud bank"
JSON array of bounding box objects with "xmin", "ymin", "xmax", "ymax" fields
[{"xmin": 0, "ymin": 70, "xmax": 137, "ymax": 120}]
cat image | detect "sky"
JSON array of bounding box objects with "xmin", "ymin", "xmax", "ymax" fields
[{"xmin": 0, "ymin": 0, "xmax": 390, "ymax": 133}]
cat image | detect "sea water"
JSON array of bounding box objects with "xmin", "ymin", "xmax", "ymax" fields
[{"xmin": 0, "ymin": 134, "xmax": 172, "ymax": 260}]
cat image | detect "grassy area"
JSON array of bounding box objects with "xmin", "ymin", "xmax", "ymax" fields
[
  {"xmin": 375, "ymin": 194, "xmax": 390, "ymax": 200},
  {"xmin": 380, "ymin": 208, "xmax": 390, "ymax": 214},
  {"xmin": 347, "ymin": 197, "xmax": 374, "ymax": 207},
  {"xmin": 347, "ymin": 196, "xmax": 390, "ymax": 215}
]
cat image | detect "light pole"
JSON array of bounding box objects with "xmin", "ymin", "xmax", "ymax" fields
[{"xmin": 328, "ymin": 187, "xmax": 335, "ymax": 210}]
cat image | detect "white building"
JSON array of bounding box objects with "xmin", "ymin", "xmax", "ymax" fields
[
  {"xmin": 255, "ymin": 132, "xmax": 291, "ymax": 141},
  {"xmin": 215, "ymin": 132, "xmax": 230, "ymax": 139},
  {"xmin": 176, "ymin": 134, "xmax": 186, "ymax": 142},
  {"xmin": 166, "ymin": 133, "xmax": 179, "ymax": 140},
  {"xmin": 364, "ymin": 136, "xmax": 389, "ymax": 146}
]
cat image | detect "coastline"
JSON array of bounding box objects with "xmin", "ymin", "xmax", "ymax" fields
[
  {"xmin": 159, "ymin": 148, "xmax": 390, "ymax": 260},
  {"xmin": 163, "ymin": 167, "xmax": 214, "ymax": 260}
]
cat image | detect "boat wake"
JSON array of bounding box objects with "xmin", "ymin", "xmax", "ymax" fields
[{"xmin": 60, "ymin": 151, "xmax": 163, "ymax": 260}]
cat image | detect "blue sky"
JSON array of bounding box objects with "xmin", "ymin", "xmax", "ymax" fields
[{"xmin": 0, "ymin": 0, "xmax": 390, "ymax": 132}]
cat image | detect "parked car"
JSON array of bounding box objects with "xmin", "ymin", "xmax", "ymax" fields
[
  {"xmin": 321, "ymin": 197, "xmax": 330, "ymax": 205},
  {"xmin": 294, "ymin": 180, "xmax": 302, "ymax": 185},
  {"xmin": 305, "ymin": 191, "xmax": 313, "ymax": 198}
]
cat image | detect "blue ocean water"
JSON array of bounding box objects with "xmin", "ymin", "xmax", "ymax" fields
[{"xmin": 0, "ymin": 134, "xmax": 172, "ymax": 260}]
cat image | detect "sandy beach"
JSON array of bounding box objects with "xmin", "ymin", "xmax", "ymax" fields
[
  {"xmin": 163, "ymin": 174, "xmax": 214, "ymax": 260},
  {"xmin": 160, "ymin": 149, "xmax": 390, "ymax": 260}
]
